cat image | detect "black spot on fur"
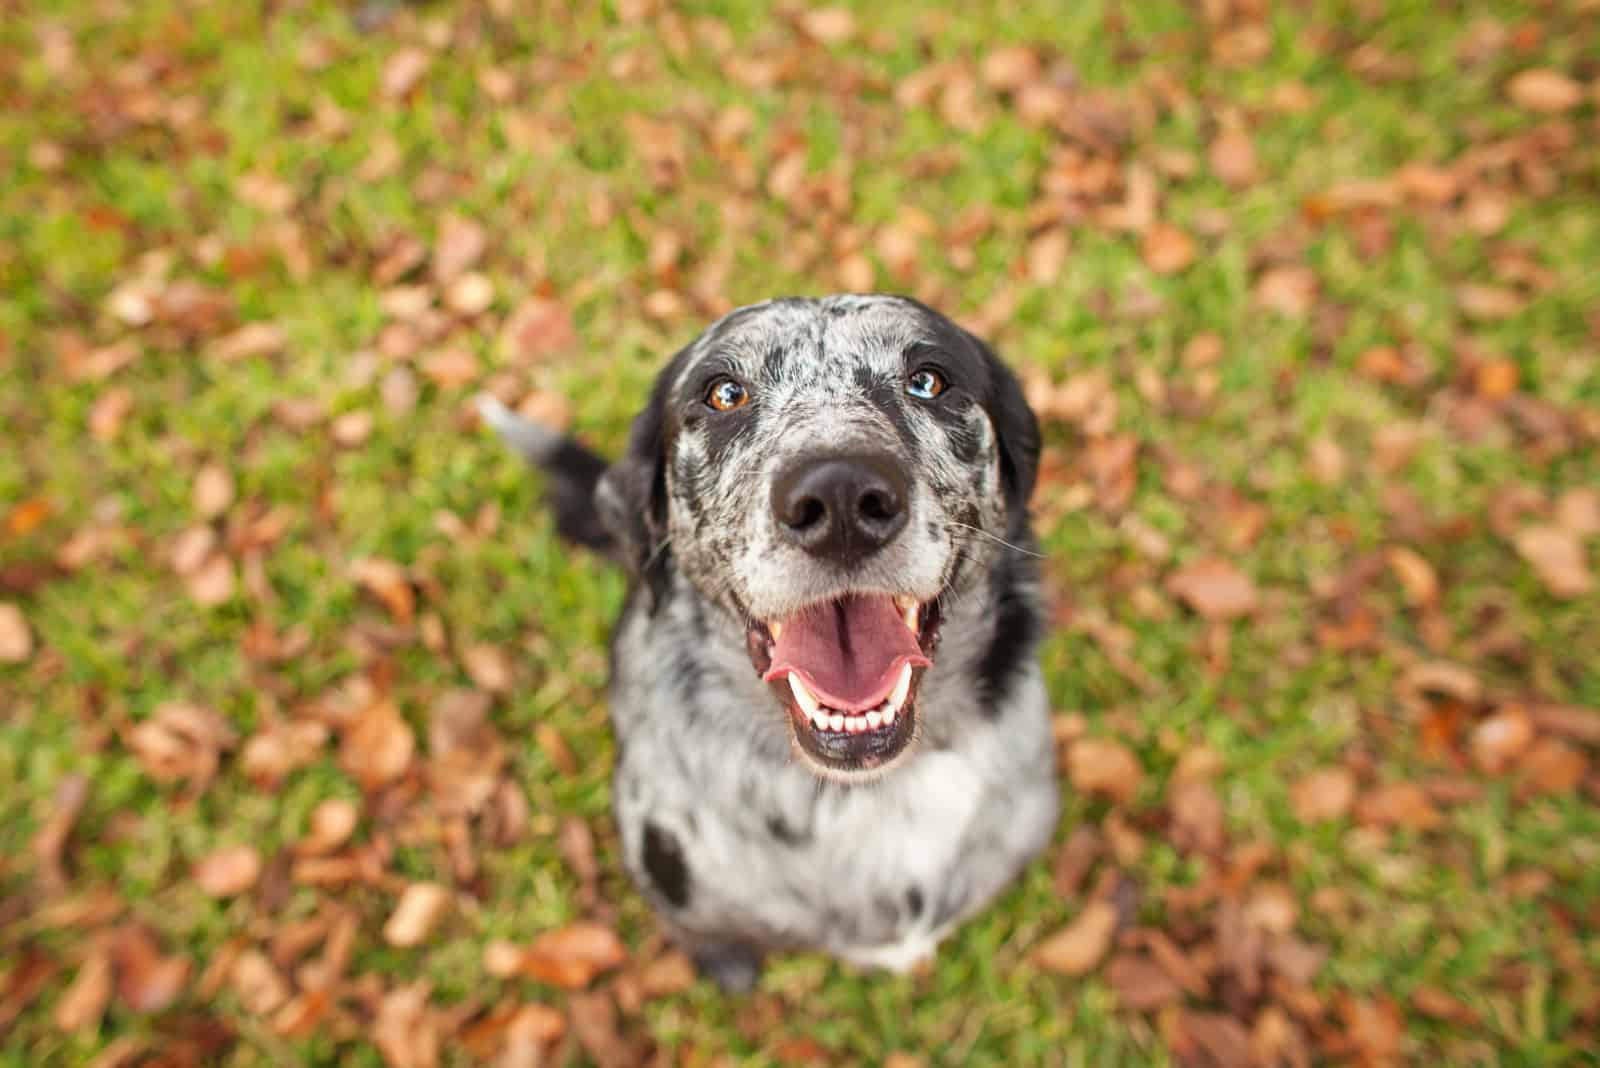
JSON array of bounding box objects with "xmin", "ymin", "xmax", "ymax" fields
[
  {"xmin": 976, "ymin": 554, "xmax": 1042, "ymax": 717},
  {"xmin": 947, "ymin": 420, "xmax": 982, "ymax": 464},
  {"xmin": 765, "ymin": 813, "xmax": 810, "ymax": 846},
  {"xmin": 906, "ymin": 886, "xmax": 924, "ymax": 917},
  {"xmin": 643, "ymin": 822, "xmax": 690, "ymax": 908}
]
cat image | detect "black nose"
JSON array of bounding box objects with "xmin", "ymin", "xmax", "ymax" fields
[{"xmin": 771, "ymin": 453, "xmax": 910, "ymax": 564}]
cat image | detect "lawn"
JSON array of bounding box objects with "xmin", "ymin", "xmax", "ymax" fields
[{"xmin": 1, "ymin": 1, "xmax": 1598, "ymax": 1065}]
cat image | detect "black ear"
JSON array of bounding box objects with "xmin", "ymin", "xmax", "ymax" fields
[
  {"xmin": 966, "ymin": 331, "xmax": 1041, "ymax": 527},
  {"xmin": 594, "ymin": 348, "xmax": 688, "ymax": 599}
]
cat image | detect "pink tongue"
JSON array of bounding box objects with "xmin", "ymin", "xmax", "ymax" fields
[{"xmin": 762, "ymin": 595, "xmax": 930, "ymax": 712}]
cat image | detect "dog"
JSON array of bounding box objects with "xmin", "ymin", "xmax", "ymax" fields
[{"xmin": 481, "ymin": 294, "xmax": 1058, "ymax": 991}]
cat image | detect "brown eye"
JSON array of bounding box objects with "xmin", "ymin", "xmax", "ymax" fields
[
  {"xmin": 706, "ymin": 376, "xmax": 750, "ymax": 411},
  {"xmin": 907, "ymin": 368, "xmax": 946, "ymax": 400}
]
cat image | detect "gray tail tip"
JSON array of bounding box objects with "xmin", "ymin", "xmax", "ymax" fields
[{"xmin": 475, "ymin": 393, "xmax": 564, "ymax": 464}]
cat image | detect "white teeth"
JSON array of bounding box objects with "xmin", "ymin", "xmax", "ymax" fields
[
  {"xmin": 866, "ymin": 710, "xmax": 882, "ymax": 729},
  {"xmin": 769, "ymin": 620, "xmax": 783, "ymax": 639},
  {"xmin": 899, "ymin": 598, "xmax": 919, "ymax": 633},
  {"xmin": 812, "ymin": 709, "xmax": 829, "ymax": 730},
  {"xmin": 887, "ymin": 663, "xmax": 913, "ymax": 710},
  {"xmin": 829, "ymin": 713, "xmax": 845, "ymax": 732},
  {"xmin": 883, "ymin": 703, "xmax": 896, "ymax": 724},
  {"xmin": 788, "ymin": 674, "xmax": 819, "ymax": 716}
]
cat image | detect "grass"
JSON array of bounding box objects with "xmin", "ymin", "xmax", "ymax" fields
[{"xmin": 1, "ymin": 0, "xmax": 1598, "ymax": 1065}]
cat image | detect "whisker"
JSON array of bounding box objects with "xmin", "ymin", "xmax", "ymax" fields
[{"xmin": 947, "ymin": 522, "xmax": 1045, "ymax": 559}]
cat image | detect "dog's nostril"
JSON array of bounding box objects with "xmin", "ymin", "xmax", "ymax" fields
[
  {"xmin": 793, "ymin": 497, "xmax": 826, "ymax": 530},
  {"xmin": 859, "ymin": 490, "xmax": 896, "ymax": 522}
]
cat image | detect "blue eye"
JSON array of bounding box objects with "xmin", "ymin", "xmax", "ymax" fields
[
  {"xmin": 907, "ymin": 368, "xmax": 946, "ymax": 400},
  {"xmin": 706, "ymin": 376, "xmax": 750, "ymax": 411}
]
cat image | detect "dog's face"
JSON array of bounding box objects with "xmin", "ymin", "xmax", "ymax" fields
[{"xmin": 597, "ymin": 295, "xmax": 1039, "ymax": 782}]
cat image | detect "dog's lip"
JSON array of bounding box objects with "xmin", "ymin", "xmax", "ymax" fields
[{"xmin": 745, "ymin": 595, "xmax": 944, "ymax": 775}]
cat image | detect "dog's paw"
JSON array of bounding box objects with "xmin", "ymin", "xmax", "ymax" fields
[{"xmin": 691, "ymin": 944, "xmax": 764, "ymax": 995}]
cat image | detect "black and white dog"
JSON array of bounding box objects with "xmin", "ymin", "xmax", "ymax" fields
[{"xmin": 481, "ymin": 294, "xmax": 1057, "ymax": 991}]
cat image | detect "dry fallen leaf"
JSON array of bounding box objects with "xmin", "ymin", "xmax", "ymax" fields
[
  {"xmin": 461, "ymin": 644, "xmax": 513, "ymax": 693},
  {"xmin": 302, "ymin": 798, "xmax": 360, "ymax": 854},
  {"xmin": 1254, "ymin": 265, "xmax": 1317, "ymax": 316},
  {"xmin": 1514, "ymin": 524, "xmax": 1593, "ymax": 598},
  {"xmin": 1387, "ymin": 546, "xmax": 1439, "ymax": 605},
  {"xmin": 1032, "ymin": 900, "xmax": 1118, "ymax": 976},
  {"xmin": 1470, "ymin": 705, "xmax": 1534, "ymax": 775},
  {"xmin": 382, "ymin": 48, "xmax": 433, "ymax": 100},
  {"xmin": 500, "ymin": 297, "xmax": 578, "ymax": 362},
  {"xmin": 1356, "ymin": 782, "xmax": 1442, "ymax": 831},
  {"xmin": 495, "ymin": 922, "xmax": 629, "ymax": 989},
  {"xmin": 1105, "ymin": 953, "xmax": 1183, "ymax": 1011},
  {"xmin": 192, "ymin": 463, "xmax": 235, "ymax": 520},
  {"xmin": 1516, "ymin": 737, "xmax": 1588, "ymax": 798},
  {"xmin": 213, "ymin": 322, "xmax": 286, "ymax": 361},
  {"xmin": 89, "ymin": 387, "xmax": 133, "ymax": 442},
  {"xmin": 384, "ymin": 883, "xmax": 452, "ymax": 947},
  {"xmin": 339, "ymin": 699, "xmax": 416, "ymax": 791},
  {"xmin": 798, "ymin": 7, "xmax": 855, "ymax": 44},
  {"xmin": 1067, "ymin": 739, "xmax": 1143, "ymax": 805},
  {"xmin": 192, "ymin": 844, "xmax": 263, "ymax": 898},
  {"xmin": 1290, "ymin": 767, "xmax": 1355, "ymax": 823},
  {"xmin": 0, "ymin": 601, "xmax": 33, "ymax": 663},
  {"xmin": 231, "ymin": 950, "xmax": 290, "ymax": 1016},
  {"xmin": 185, "ymin": 553, "xmax": 236, "ymax": 606},
  {"xmin": 240, "ymin": 720, "xmax": 329, "ymax": 790},
  {"xmin": 420, "ymin": 348, "xmax": 480, "ymax": 390},
  {"xmin": 1208, "ymin": 127, "xmax": 1259, "ymax": 188},
  {"xmin": 373, "ymin": 982, "xmax": 440, "ymax": 1068},
  {"xmin": 1167, "ymin": 558, "xmax": 1258, "ymax": 620},
  {"xmin": 980, "ymin": 45, "xmax": 1041, "ymax": 91},
  {"xmin": 1506, "ymin": 68, "xmax": 1584, "ymax": 112},
  {"xmin": 1141, "ymin": 223, "xmax": 1197, "ymax": 275},
  {"xmin": 109, "ymin": 925, "xmax": 190, "ymax": 1013},
  {"xmin": 54, "ymin": 950, "xmax": 113, "ymax": 1033},
  {"xmin": 125, "ymin": 702, "xmax": 237, "ymax": 794},
  {"xmin": 352, "ymin": 558, "xmax": 415, "ymax": 623}
]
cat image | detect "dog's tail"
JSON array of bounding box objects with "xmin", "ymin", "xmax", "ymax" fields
[{"xmin": 476, "ymin": 395, "xmax": 617, "ymax": 555}]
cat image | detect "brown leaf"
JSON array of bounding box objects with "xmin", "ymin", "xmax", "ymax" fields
[
  {"xmin": 1513, "ymin": 524, "xmax": 1593, "ymax": 598},
  {"xmin": 54, "ymin": 951, "xmax": 113, "ymax": 1032},
  {"xmin": 192, "ymin": 845, "xmax": 263, "ymax": 898},
  {"xmin": 1053, "ymin": 825, "xmax": 1104, "ymax": 899},
  {"xmin": 1032, "ymin": 901, "xmax": 1118, "ymax": 976},
  {"xmin": 240, "ymin": 720, "xmax": 329, "ymax": 790},
  {"xmin": 1386, "ymin": 546, "xmax": 1439, "ymax": 606},
  {"xmin": 1168, "ymin": 779, "xmax": 1225, "ymax": 854},
  {"xmin": 1355, "ymin": 782, "xmax": 1441, "ymax": 831},
  {"xmin": 433, "ymin": 215, "xmax": 486, "ymax": 283},
  {"xmin": 185, "ymin": 553, "xmax": 236, "ymax": 606},
  {"xmin": 1254, "ymin": 266, "xmax": 1317, "ymax": 316},
  {"xmin": 1469, "ymin": 705, "xmax": 1534, "ymax": 775},
  {"xmin": 1338, "ymin": 995, "xmax": 1403, "ymax": 1065},
  {"xmin": 126, "ymin": 702, "xmax": 236, "ymax": 793},
  {"xmin": 0, "ymin": 601, "xmax": 33, "ymax": 663},
  {"xmin": 798, "ymin": 7, "xmax": 855, "ymax": 44},
  {"xmin": 1141, "ymin": 223, "xmax": 1197, "ymax": 275},
  {"xmin": 1105, "ymin": 953, "xmax": 1182, "ymax": 1011},
  {"xmin": 1167, "ymin": 558, "xmax": 1258, "ymax": 620},
  {"xmin": 331, "ymin": 410, "xmax": 375, "ymax": 448},
  {"xmin": 213, "ymin": 322, "xmax": 286, "ymax": 361},
  {"xmin": 500, "ymin": 298, "xmax": 577, "ymax": 363},
  {"xmin": 1506, "ymin": 68, "xmax": 1583, "ymax": 112},
  {"xmin": 1208, "ymin": 127, "xmax": 1258, "ymax": 188},
  {"xmin": 192, "ymin": 464, "xmax": 235, "ymax": 520},
  {"xmin": 352, "ymin": 558, "xmax": 415, "ymax": 623},
  {"xmin": 231, "ymin": 950, "xmax": 290, "ymax": 1016},
  {"xmin": 980, "ymin": 45, "xmax": 1041, "ymax": 91},
  {"xmin": 462, "ymin": 644, "xmax": 513, "ymax": 693},
  {"xmin": 512, "ymin": 922, "xmax": 629, "ymax": 989},
  {"xmin": 32, "ymin": 774, "xmax": 89, "ymax": 894},
  {"xmin": 109, "ymin": 926, "xmax": 190, "ymax": 1013},
  {"xmin": 1025, "ymin": 228, "xmax": 1071, "ymax": 284},
  {"xmin": 89, "ymin": 387, "xmax": 133, "ymax": 442},
  {"xmin": 1554, "ymin": 487, "xmax": 1600, "ymax": 538},
  {"xmin": 420, "ymin": 348, "xmax": 480, "ymax": 390},
  {"xmin": 1409, "ymin": 984, "xmax": 1479, "ymax": 1025},
  {"xmin": 1457, "ymin": 284, "xmax": 1523, "ymax": 322},
  {"xmin": 568, "ymin": 991, "xmax": 637, "ymax": 1068},
  {"xmin": 639, "ymin": 951, "xmax": 697, "ymax": 999},
  {"xmin": 301, "ymin": 798, "xmax": 360, "ymax": 854},
  {"xmin": 445, "ymin": 273, "xmax": 495, "ymax": 316},
  {"xmin": 1516, "ymin": 737, "xmax": 1588, "ymax": 798},
  {"xmin": 384, "ymin": 883, "xmax": 452, "ymax": 947},
  {"xmin": 382, "ymin": 48, "xmax": 433, "ymax": 100},
  {"xmin": 1289, "ymin": 767, "xmax": 1355, "ymax": 823},
  {"xmin": 339, "ymin": 699, "xmax": 415, "ymax": 791},
  {"xmin": 374, "ymin": 982, "xmax": 440, "ymax": 1068},
  {"xmin": 1067, "ymin": 739, "xmax": 1143, "ymax": 805}
]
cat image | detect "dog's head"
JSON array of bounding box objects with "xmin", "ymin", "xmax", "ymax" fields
[{"xmin": 597, "ymin": 295, "xmax": 1040, "ymax": 781}]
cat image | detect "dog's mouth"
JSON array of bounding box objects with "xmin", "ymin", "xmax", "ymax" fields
[{"xmin": 746, "ymin": 594, "xmax": 943, "ymax": 777}]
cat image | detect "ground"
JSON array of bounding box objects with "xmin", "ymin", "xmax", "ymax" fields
[{"xmin": 1, "ymin": 1, "xmax": 1598, "ymax": 1066}]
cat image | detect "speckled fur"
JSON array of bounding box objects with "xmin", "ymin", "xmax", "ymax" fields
[{"xmin": 491, "ymin": 295, "xmax": 1057, "ymax": 986}]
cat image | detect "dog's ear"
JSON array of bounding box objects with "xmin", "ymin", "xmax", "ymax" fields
[
  {"xmin": 967, "ymin": 332, "xmax": 1041, "ymax": 525},
  {"xmin": 594, "ymin": 350, "xmax": 686, "ymax": 595}
]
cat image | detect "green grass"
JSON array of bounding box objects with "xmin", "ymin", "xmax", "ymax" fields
[{"xmin": 2, "ymin": 1, "xmax": 1598, "ymax": 1065}]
